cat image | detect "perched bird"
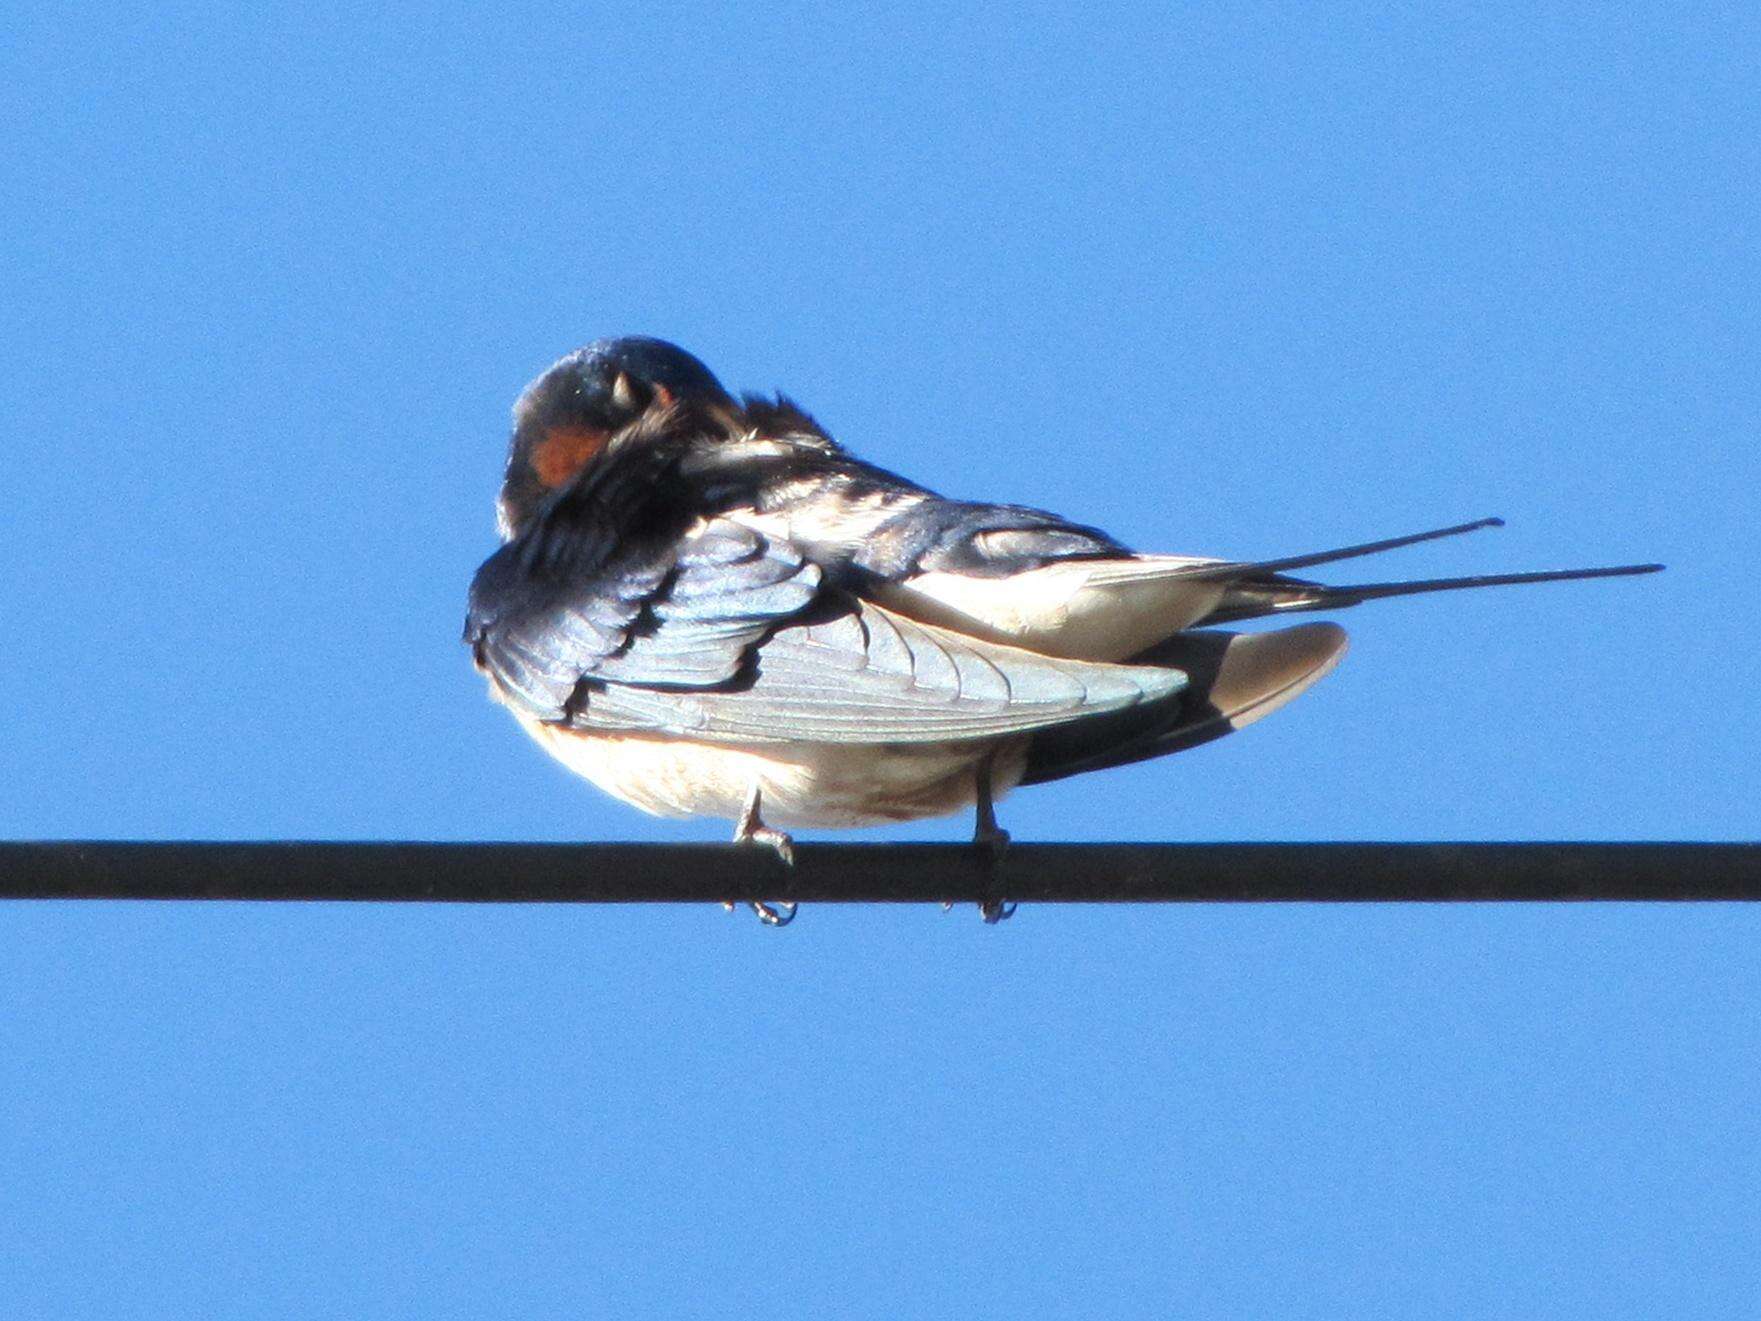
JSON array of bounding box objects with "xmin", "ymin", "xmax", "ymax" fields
[{"xmin": 465, "ymin": 337, "xmax": 1661, "ymax": 923}]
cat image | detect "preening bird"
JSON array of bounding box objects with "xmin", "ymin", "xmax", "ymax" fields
[{"xmin": 465, "ymin": 337, "xmax": 1661, "ymax": 923}]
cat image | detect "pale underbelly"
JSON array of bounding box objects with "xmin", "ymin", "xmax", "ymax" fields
[{"xmin": 520, "ymin": 718, "xmax": 1028, "ymax": 829}]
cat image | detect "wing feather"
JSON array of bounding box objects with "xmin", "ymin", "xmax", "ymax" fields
[
  {"xmin": 466, "ymin": 439, "xmax": 1187, "ymax": 744},
  {"xmin": 573, "ymin": 600, "xmax": 1184, "ymax": 744}
]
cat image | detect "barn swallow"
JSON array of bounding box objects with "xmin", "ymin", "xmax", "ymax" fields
[{"xmin": 465, "ymin": 337, "xmax": 1662, "ymax": 924}]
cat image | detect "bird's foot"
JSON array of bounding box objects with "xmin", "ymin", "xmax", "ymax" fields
[
  {"xmin": 729, "ymin": 786, "xmax": 797, "ymax": 926},
  {"xmin": 980, "ymin": 897, "xmax": 1017, "ymax": 924},
  {"xmin": 739, "ymin": 822, "xmax": 796, "ymax": 867},
  {"xmin": 747, "ymin": 898, "xmax": 798, "ymax": 926},
  {"xmin": 720, "ymin": 897, "xmax": 797, "ymax": 926},
  {"xmin": 971, "ymin": 831, "xmax": 1014, "ymax": 921},
  {"xmin": 972, "ymin": 821, "xmax": 1011, "ymax": 864},
  {"xmin": 964, "ymin": 753, "xmax": 1015, "ymax": 922}
]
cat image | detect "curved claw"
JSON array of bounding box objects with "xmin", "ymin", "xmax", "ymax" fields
[
  {"xmin": 752, "ymin": 899, "xmax": 798, "ymax": 927},
  {"xmin": 981, "ymin": 898, "xmax": 1017, "ymax": 924},
  {"xmin": 750, "ymin": 828, "xmax": 795, "ymax": 867}
]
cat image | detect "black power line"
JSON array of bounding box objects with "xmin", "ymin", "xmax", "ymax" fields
[{"xmin": 1, "ymin": 842, "xmax": 1756, "ymax": 905}]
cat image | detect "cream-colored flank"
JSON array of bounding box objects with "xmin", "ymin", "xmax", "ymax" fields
[
  {"xmin": 523, "ymin": 717, "xmax": 1030, "ymax": 829},
  {"xmin": 869, "ymin": 557, "xmax": 1233, "ymax": 661}
]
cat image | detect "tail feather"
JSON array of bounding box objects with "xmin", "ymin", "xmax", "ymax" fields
[
  {"xmin": 1186, "ymin": 516, "xmax": 1506, "ymax": 580},
  {"xmin": 1206, "ymin": 561, "xmax": 1663, "ymax": 625},
  {"xmin": 1018, "ymin": 517, "xmax": 1661, "ymax": 784},
  {"xmin": 1021, "ymin": 623, "xmax": 1348, "ymax": 785},
  {"xmin": 1178, "ymin": 516, "xmax": 1661, "ymax": 625}
]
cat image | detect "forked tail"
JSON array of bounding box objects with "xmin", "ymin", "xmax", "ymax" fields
[{"xmin": 1189, "ymin": 517, "xmax": 1662, "ymax": 625}]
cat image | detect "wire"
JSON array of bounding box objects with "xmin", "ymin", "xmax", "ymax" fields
[{"xmin": 2, "ymin": 842, "xmax": 1755, "ymax": 904}]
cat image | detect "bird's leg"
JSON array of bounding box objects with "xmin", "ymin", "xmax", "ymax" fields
[
  {"xmin": 972, "ymin": 752, "xmax": 1012, "ymax": 860},
  {"xmin": 972, "ymin": 751, "xmax": 1015, "ymax": 923},
  {"xmin": 735, "ymin": 784, "xmax": 796, "ymax": 865},
  {"xmin": 729, "ymin": 784, "xmax": 797, "ymax": 926}
]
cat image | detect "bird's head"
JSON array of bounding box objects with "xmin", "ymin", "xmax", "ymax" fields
[{"xmin": 496, "ymin": 336, "xmax": 733, "ymax": 538}]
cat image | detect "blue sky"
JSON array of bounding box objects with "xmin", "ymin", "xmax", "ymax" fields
[{"xmin": 3, "ymin": 3, "xmax": 1757, "ymax": 1317}]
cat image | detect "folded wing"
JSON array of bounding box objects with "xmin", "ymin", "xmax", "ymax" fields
[{"xmin": 469, "ymin": 511, "xmax": 1185, "ymax": 746}]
